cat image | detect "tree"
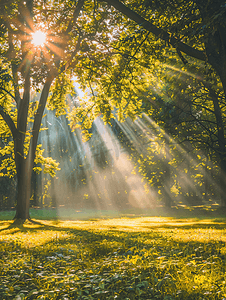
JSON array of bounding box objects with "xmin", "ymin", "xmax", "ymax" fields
[
  {"xmin": 0, "ymin": 0, "xmax": 101, "ymax": 221},
  {"xmin": 1, "ymin": 0, "xmax": 226, "ymax": 222},
  {"xmin": 106, "ymin": 0, "xmax": 226, "ymax": 93},
  {"xmin": 99, "ymin": 0, "xmax": 226, "ymax": 205},
  {"xmin": 139, "ymin": 63, "xmax": 223, "ymax": 205},
  {"xmin": 0, "ymin": 0, "xmax": 147, "ymax": 222}
]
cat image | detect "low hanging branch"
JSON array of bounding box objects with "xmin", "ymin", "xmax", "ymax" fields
[{"xmin": 104, "ymin": 0, "xmax": 206, "ymax": 62}]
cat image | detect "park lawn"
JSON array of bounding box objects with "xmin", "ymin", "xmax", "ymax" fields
[{"xmin": 0, "ymin": 217, "xmax": 226, "ymax": 299}]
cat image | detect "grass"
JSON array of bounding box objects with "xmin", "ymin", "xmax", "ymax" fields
[
  {"xmin": 1, "ymin": 215, "xmax": 226, "ymax": 299},
  {"xmin": 0, "ymin": 204, "xmax": 224, "ymax": 221}
]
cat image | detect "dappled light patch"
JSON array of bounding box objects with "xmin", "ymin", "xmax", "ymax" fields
[{"xmin": 1, "ymin": 217, "xmax": 226, "ymax": 299}]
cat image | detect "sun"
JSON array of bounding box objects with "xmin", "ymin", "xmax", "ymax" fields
[{"xmin": 31, "ymin": 30, "xmax": 46, "ymax": 47}]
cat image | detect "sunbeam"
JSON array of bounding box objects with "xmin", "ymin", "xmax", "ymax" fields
[{"xmin": 27, "ymin": 90, "xmax": 222, "ymax": 219}]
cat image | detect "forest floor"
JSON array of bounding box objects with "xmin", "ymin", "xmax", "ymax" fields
[{"xmin": 0, "ymin": 214, "xmax": 226, "ymax": 299}]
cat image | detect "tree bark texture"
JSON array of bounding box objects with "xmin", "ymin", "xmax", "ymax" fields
[
  {"xmin": 13, "ymin": 78, "xmax": 53, "ymax": 222},
  {"xmin": 14, "ymin": 156, "xmax": 33, "ymax": 220},
  {"xmin": 209, "ymin": 87, "xmax": 226, "ymax": 206}
]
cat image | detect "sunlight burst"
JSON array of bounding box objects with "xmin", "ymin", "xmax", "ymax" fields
[{"xmin": 31, "ymin": 30, "xmax": 46, "ymax": 47}]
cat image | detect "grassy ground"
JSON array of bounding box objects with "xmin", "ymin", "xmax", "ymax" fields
[
  {"xmin": 1, "ymin": 215, "xmax": 226, "ymax": 299},
  {"xmin": 0, "ymin": 204, "xmax": 224, "ymax": 220}
]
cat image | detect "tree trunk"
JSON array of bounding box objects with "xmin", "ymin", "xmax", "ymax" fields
[
  {"xmin": 13, "ymin": 77, "xmax": 53, "ymax": 222},
  {"xmin": 163, "ymin": 132, "xmax": 172, "ymax": 208},
  {"xmin": 213, "ymin": 100, "xmax": 226, "ymax": 207},
  {"xmin": 205, "ymin": 27, "xmax": 226, "ymax": 204},
  {"xmin": 208, "ymin": 84, "xmax": 226, "ymax": 206},
  {"xmin": 14, "ymin": 155, "xmax": 34, "ymax": 222},
  {"xmin": 32, "ymin": 170, "xmax": 38, "ymax": 207}
]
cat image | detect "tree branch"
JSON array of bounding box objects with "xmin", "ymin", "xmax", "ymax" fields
[
  {"xmin": 0, "ymin": 87, "xmax": 16, "ymax": 101},
  {"xmin": 65, "ymin": 0, "xmax": 85, "ymax": 34},
  {"xmin": 17, "ymin": 72, "xmax": 30, "ymax": 135},
  {"xmin": 0, "ymin": 106, "xmax": 17, "ymax": 139},
  {"xmin": 104, "ymin": 0, "xmax": 206, "ymax": 62},
  {"xmin": 30, "ymin": 76, "xmax": 54, "ymax": 161},
  {"xmin": 11, "ymin": 63, "xmax": 21, "ymax": 106},
  {"xmin": 176, "ymin": 48, "xmax": 188, "ymax": 64},
  {"xmin": 64, "ymin": 37, "xmax": 82, "ymax": 71}
]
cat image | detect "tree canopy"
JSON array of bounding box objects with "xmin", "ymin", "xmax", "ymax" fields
[{"xmin": 0, "ymin": 0, "xmax": 226, "ymax": 220}]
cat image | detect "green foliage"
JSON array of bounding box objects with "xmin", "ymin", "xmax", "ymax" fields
[
  {"xmin": 1, "ymin": 0, "xmax": 226, "ymax": 215},
  {"xmin": 34, "ymin": 145, "xmax": 60, "ymax": 177},
  {"xmin": 47, "ymin": 74, "xmax": 74, "ymax": 117},
  {"xmin": 0, "ymin": 117, "xmax": 60, "ymax": 178}
]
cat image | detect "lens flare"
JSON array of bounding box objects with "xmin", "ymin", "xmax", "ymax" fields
[{"xmin": 31, "ymin": 30, "xmax": 46, "ymax": 47}]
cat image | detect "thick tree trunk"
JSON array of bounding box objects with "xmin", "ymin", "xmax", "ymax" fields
[
  {"xmin": 202, "ymin": 21, "xmax": 226, "ymax": 206},
  {"xmin": 219, "ymin": 160, "xmax": 226, "ymax": 207},
  {"xmin": 14, "ymin": 154, "xmax": 34, "ymax": 222},
  {"xmin": 13, "ymin": 77, "xmax": 53, "ymax": 222},
  {"xmin": 208, "ymin": 83, "xmax": 226, "ymax": 206}
]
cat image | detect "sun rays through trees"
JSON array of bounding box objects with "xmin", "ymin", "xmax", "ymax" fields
[{"xmin": 0, "ymin": 0, "xmax": 226, "ymax": 221}]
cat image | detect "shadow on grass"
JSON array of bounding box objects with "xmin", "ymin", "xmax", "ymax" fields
[
  {"xmin": 0, "ymin": 204, "xmax": 226, "ymax": 242},
  {"xmin": 1, "ymin": 223, "xmax": 225, "ymax": 300},
  {"xmin": 0, "ymin": 219, "xmax": 68, "ymax": 234},
  {"xmin": 142, "ymin": 222, "xmax": 226, "ymax": 230},
  {"xmin": 1, "ymin": 221, "xmax": 225, "ymax": 262},
  {"xmin": 1, "ymin": 214, "xmax": 226, "ymax": 236}
]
